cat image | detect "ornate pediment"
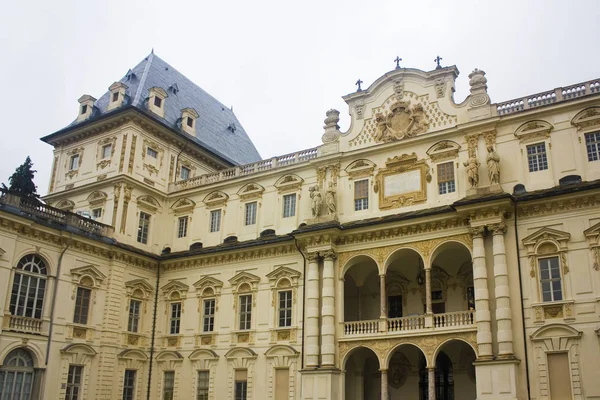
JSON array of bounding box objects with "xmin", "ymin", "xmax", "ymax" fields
[
  {"xmin": 193, "ymin": 276, "xmax": 224, "ymax": 295},
  {"xmin": 571, "ymin": 107, "xmax": 600, "ymax": 131},
  {"xmin": 584, "ymin": 221, "xmax": 600, "ymax": 244},
  {"xmin": 522, "ymin": 227, "xmax": 571, "ymax": 249},
  {"xmin": 514, "ymin": 120, "xmax": 553, "ymax": 143},
  {"xmin": 274, "ymin": 174, "xmax": 304, "ymax": 193},
  {"xmin": 345, "ymin": 159, "xmax": 376, "ymax": 179},
  {"xmin": 56, "ymin": 199, "xmax": 75, "ymax": 211},
  {"xmin": 124, "ymin": 279, "xmax": 154, "ymax": 299},
  {"xmin": 229, "ymin": 271, "xmax": 260, "ymax": 291},
  {"xmin": 237, "ymin": 183, "xmax": 265, "ymax": 200},
  {"xmin": 203, "ymin": 191, "xmax": 229, "ymax": 208},
  {"xmin": 137, "ymin": 195, "xmax": 160, "ymax": 212},
  {"xmin": 87, "ymin": 191, "xmax": 108, "ymax": 206},
  {"xmin": 266, "ymin": 266, "xmax": 301, "ymax": 287},
  {"xmin": 70, "ymin": 265, "xmax": 107, "ymax": 287},
  {"xmin": 161, "ymin": 280, "xmax": 189, "ymax": 299},
  {"xmin": 171, "ymin": 197, "xmax": 196, "ymax": 214},
  {"xmin": 426, "ymin": 140, "xmax": 460, "ymax": 162},
  {"xmin": 373, "ymin": 101, "xmax": 430, "ymax": 143}
]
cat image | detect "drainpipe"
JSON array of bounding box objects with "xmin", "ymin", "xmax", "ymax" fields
[
  {"xmin": 293, "ymin": 237, "xmax": 307, "ymax": 370},
  {"xmin": 45, "ymin": 236, "xmax": 71, "ymax": 365},
  {"xmin": 513, "ymin": 199, "xmax": 531, "ymax": 400},
  {"xmin": 146, "ymin": 260, "xmax": 161, "ymax": 400}
]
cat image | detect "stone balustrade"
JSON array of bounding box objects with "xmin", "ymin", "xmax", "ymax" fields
[
  {"xmin": 8, "ymin": 315, "xmax": 43, "ymax": 334},
  {"xmin": 387, "ymin": 315, "xmax": 426, "ymax": 332},
  {"xmin": 433, "ymin": 310, "xmax": 475, "ymax": 328},
  {"xmin": 169, "ymin": 147, "xmax": 318, "ymax": 192},
  {"xmin": 343, "ymin": 319, "xmax": 380, "ymax": 336},
  {"xmin": 495, "ymin": 78, "xmax": 600, "ymax": 116}
]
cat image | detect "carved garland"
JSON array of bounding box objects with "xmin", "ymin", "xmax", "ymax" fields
[{"xmin": 118, "ymin": 133, "xmax": 128, "ymax": 173}]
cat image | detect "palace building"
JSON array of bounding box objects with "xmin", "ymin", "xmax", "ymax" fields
[{"xmin": 1, "ymin": 52, "xmax": 599, "ymax": 400}]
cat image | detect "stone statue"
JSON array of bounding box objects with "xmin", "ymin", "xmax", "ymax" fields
[
  {"xmin": 486, "ymin": 145, "xmax": 500, "ymax": 185},
  {"xmin": 463, "ymin": 151, "xmax": 480, "ymax": 189},
  {"xmin": 325, "ymin": 184, "xmax": 337, "ymax": 215},
  {"xmin": 309, "ymin": 185, "xmax": 322, "ymax": 217}
]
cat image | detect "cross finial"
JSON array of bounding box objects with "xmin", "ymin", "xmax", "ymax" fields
[
  {"xmin": 434, "ymin": 55, "xmax": 443, "ymax": 69},
  {"xmin": 394, "ymin": 56, "xmax": 402, "ymax": 69},
  {"xmin": 355, "ymin": 79, "xmax": 363, "ymax": 92}
]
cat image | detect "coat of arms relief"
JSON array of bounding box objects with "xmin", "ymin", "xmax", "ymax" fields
[{"xmin": 373, "ymin": 101, "xmax": 430, "ymax": 142}]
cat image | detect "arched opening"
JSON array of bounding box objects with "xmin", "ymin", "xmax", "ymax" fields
[
  {"xmin": 0, "ymin": 348, "xmax": 40, "ymax": 399},
  {"xmin": 429, "ymin": 242, "xmax": 475, "ymax": 328},
  {"xmin": 344, "ymin": 347, "xmax": 381, "ymax": 400},
  {"xmin": 421, "ymin": 340, "xmax": 476, "ymax": 400},
  {"xmin": 385, "ymin": 343, "xmax": 427, "ymax": 399},
  {"xmin": 343, "ymin": 256, "xmax": 380, "ymax": 335},
  {"xmin": 385, "ymin": 249, "xmax": 425, "ymax": 331}
]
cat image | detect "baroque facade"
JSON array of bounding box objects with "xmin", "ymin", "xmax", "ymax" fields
[{"xmin": 1, "ymin": 52, "xmax": 600, "ymax": 400}]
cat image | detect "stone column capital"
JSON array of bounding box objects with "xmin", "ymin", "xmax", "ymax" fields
[
  {"xmin": 306, "ymin": 252, "xmax": 320, "ymax": 263},
  {"xmin": 322, "ymin": 249, "xmax": 338, "ymax": 261},
  {"xmin": 489, "ymin": 222, "xmax": 507, "ymax": 235},
  {"xmin": 469, "ymin": 225, "xmax": 486, "ymax": 238}
]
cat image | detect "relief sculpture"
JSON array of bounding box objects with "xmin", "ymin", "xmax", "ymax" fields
[{"xmin": 374, "ymin": 101, "xmax": 430, "ymax": 142}]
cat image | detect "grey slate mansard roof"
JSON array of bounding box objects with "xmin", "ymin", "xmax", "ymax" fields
[{"xmin": 54, "ymin": 52, "xmax": 262, "ymax": 166}]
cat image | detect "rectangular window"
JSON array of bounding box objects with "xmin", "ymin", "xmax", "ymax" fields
[
  {"xmin": 527, "ymin": 143, "xmax": 548, "ymax": 172},
  {"xmin": 80, "ymin": 104, "xmax": 87, "ymax": 115},
  {"xmin": 180, "ymin": 166, "xmax": 190, "ymax": 180},
  {"xmin": 274, "ymin": 368, "xmax": 290, "ymax": 400},
  {"xmin": 234, "ymin": 370, "xmax": 247, "ymax": 400},
  {"xmin": 282, "ymin": 194, "xmax": 296, "ymax": 218},
  {"xmin": 169, "ymin": 302, "xmax": 181, "ymax": 334},
  {"xmin": 278, "ymin": 290, "xmax": 292, "ymax": 327},
  {"xmin": 354, "ymin": 179, "xmax": 369, "ymax": 211},
  {"xmin": 187, "ymin": 117, "xmax": 194, "ymax": 128},
  {"xmin": 209, "ymin": 210, "xmax": 221, "ymax": 233},
  {"xmin": 539, "ymin": 256, "xmax": 562, "ymax": 302},
  {"xmin": 102, "ymin": 144, "xmax": 112, "ymax": 159},
  {"xmin": 163, "ymin": 371, "xmax": 174, "ymax": 400},
  {"xmin": 196, "ymin": 371, "xmax": 209, "ymax": 400},
  {"xmin": 122, "ymin": 370, "xmax": 136, "ymax": 400},
  {"xmin": 547, "ymin": 353, "xmax": 572, "ymax": 400},
  {"xmin": 147, "ymin": 147, "xmax": 158, "ymax": 159},
  {"xmin": 177, "ymin": 216, "xmax": 188, "ymax": 238},
  {"xmin": 73, "ymin": 287, "xmax": 91, "ymax": 325},
  {"xmin": 437, "ymin": 162, "xmax": 456, "ymax": 194},
  {"xmin": 586, "ymin": 131, "xmax": 600, "ymax": 162},
  {"xmin": 245, "ymin": 202, "xmax": 257, "ymax": 226},
  {"xmin": 137, "ymin": 212, "xmax": 150, "ymax": 244},
  {"xmin": 112, "ymin": 92, "xmax": 119, "ymax": 102},
  {"xmin": 239, "ymin": 294, "xmax": 252, "ymax": 330},
  {"xmin": 92, "ymin": 208, "xmax": 102, "ymax": 219},
  {"xmin": 70, "ymin": 154, "xmax": 80, "ymax": 170},
  {"xmin": 65, "ymin": 365, "xmax": 83, "ymax": 400},
  {"xmin": 203, "ymin": 299, "xmax": 215, "ymax": 332},
  {"xmin": 127, "ymin": 299, "xmax": 141, "ymax": 333},
  {"xmin": 154, "ymin": 97, "xmax": 163, "ymax": 108}
]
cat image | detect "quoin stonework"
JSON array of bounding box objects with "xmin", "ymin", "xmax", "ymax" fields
[{"xmin": 1, "ymin": 52, "xmax": 600, "ymax": 400}]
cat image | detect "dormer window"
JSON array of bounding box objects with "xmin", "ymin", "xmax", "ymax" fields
[
  {"xmin": 112, "ymin": 92, "xmax": 119, "ymax": 102},
  {"xmin": 186, "ymin": 117, "xmax": 193, "ymax": 127},
  {"xmin": 180, "ymin": 108, "xmax": 199, "ymax": 136},
  {"xmin": 148, "ymin": 87, "xmax": 168, "ymax": 118},
  {"xmin": 81, "ymin": 105, "xmax": 88, "ymax": 115},
  {"xmin": 77, "ymin": 94, "xmax": 96, "ymax": 122},
  {"xmin": 107, "ymin": 82, "xmax": 128, "ymax": 111},
  {"xmin": 154, "ymin": 97, "xmax": 162, "ymax": 108}
]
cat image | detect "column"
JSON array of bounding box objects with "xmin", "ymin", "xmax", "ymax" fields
[
  {"xmin": 425, "ymin": 268, "xmax": 432, "ymax": 314},
  {"xmin": 380, "ymin": 369, "xmax": 388, "ymax": 400},
  {"xmin": 321, "ymin": 250, "xmax": 336, "ymax": 367},
  {"xmin": 305, "ymin": 252, "xmax": 320, "ymax": 368},
  {"xmin": 471, "ymin": 226, "xmax": 493, "ymax": 359},
  {"xmin": 491, "ymin": 222, "xmax": 514, "ymax": 357},
  {"xmin": 379, "ymin": 274, "xmax": 387, "ymax": 332},
  {"xmin": 428, "ymin": 367, "xmax": 436, "ymax": 400},
  {"xmin": 355, "ymin": 369, "xmax": 364, "ymax": 400}
]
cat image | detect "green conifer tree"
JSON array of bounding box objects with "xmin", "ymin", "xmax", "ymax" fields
[{"xmin": 2, "ymin": 156, "xmax": 39, "ymax": 199}]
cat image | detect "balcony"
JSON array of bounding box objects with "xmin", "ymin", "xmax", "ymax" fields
[{"xmin": 7, "ymin": 315, "xmax": 44, "ymax": 334}]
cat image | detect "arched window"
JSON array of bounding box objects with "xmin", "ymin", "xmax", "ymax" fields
[
  {"xmin": 10, "ymin": 255, "xmax": 48, "ymax": 319},
  {"xmin": 0, "ymin": 348, "xmax": 35, "ymax": 399}
]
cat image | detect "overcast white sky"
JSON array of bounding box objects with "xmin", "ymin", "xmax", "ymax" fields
[{"xmin": 1, "ymin": 0, "xmax": 599, "ymax": 195}]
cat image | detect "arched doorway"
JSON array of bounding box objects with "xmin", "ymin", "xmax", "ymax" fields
[
  {"xmin": 343, "ymin": 256, "xmax": 380, "ymax": 335},
  {"xmin": 386, "ymin": 343, "xmax": 427, "ymax": 399},
  {"xmin": 0, "ymin": 348, "xmax": 37, "ymax": 399},
  {"xmin": 344, "ymin": 347, "xmax": 381, "ymax": 400},
  {"xmin": 419, "ymin": 352, "xmax": 454, "ymax": 400}
]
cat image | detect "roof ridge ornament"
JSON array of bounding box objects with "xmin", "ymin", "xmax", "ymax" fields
[
  {"xmin": 355, "ymin": 79, "xmax": 363, "ymax": 92},
  {"xmin": 394, "ymin": 56, "xmax": 402, "ymax": 69},
  {"xmin": 434, "ymin": 56, "xmax": 443, "ymax": 69}
]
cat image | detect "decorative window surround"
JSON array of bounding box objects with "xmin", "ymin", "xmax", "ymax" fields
[
  {"xmin": 77, "ymin": 95, "xmax": 96, "ymax": 122},
  {"xmin": 189, "ymin": 350, "xmax": 219, "ymax": 399},
  {"xmin": 65, "ymin": 147, "xmax": 85, "ymax": 179},
  {"xmin": 344, "ymin": 159, "xmax": 376, "ymax": 179},
  {"xmin": 532, "ymin": 300, "xmax": 576, "ymax": 324},
  {"xmin": 141, "ymin": 139, "xmax": 164, "ymax": 176},
  {"xmin": 117, "ymin": 350, "xmax": 147, "ymax": 400},
  {"xmin": 426, "ymin": 140, "xmax": 461, "ymax": 162},
  {"xmin": 155, "ymin": 351, "xmax": 183, "ymax": 399},
  {"xmin": 230, "ymin": 272, "xmax": 260, "ymax": 344},
  {"xmin": 514, "ymin": 120, "xmax": 554, "ymax": 144},
  {"xmin": 161, "ymin": 280, "xmax": 189, "ymax": 347},
  {"xmin": 96, "ymin": 136, "xmax": 117, "ymax": 169},
  {"xmin": 265, "ymin": 345, "xmax": 299, "ymax": 400},
  {"xmin": 171, "ymin": 198, "xmax": 196, "ymax": 215},
  {"xmin": 583, "ymin": 221, "xmax": 600, "ymax": 271},
  {"xmin": 237, "ymin": 183, "xmax": 265, "ymax": 201},
  {"xmin": 59, "ymin": 344, "xmax": 97, "ymax": 399},
  {"xmin": 56, "ymin": 199, "xmax": 75, "ymax": 212},
  {"xmin": 176, "ymin": 157, "xmax": 196, "ymax": 181},
  {"xmin": 274, "ymin": 174, "xmax": 304, "ymax": 193},
  {"xmin": 266, "ymin": 267, "xmax": 300, "ymax": 343},
  {"xmin": 181, "ymin": 108, "xmax": 199, "ymax": 136},
  {"xmin": 571, "ymin": 106, "xmax": 600, "ymax": 132},
  {"xmin": 194, "ymin": 276, "xmax": 223, "ymax": 346},
  {"xmin": 225, "ymin": 348, "xmax": 257, "ymax": 400},
  {"xmin": 107, "ymin": 82, "xmax": 128, "ymax": 111},
  {"xmin": 136, "ymin": 195, "xmax": 160, "ymax": 213},
  {"xmin": 148, "ymin": 87, "xmax": 168, "ymax": 118},
  {"xmin": 203, "ymin": 191, "xmax": 229, "ymax": 208},
  {"xmin": 87, "ymin": 191, "xmax": 107, "ymax": 209},
  {"xmin": 124, "ymin": 278, "xmax": 154, "ymax": 332}
]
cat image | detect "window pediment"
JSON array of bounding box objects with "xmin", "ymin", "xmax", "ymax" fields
[
  {"xmin": 345, "ymin": 159, "xmax": 376, "ymax": 179},
  {"xmin": 229, "ymin": 271, "xmax": 260, "ymax": 292},
  {"xmin": 571, "ymin": 107, "xmax": 600, "ymax": 131},
  {"xmin": 237, "ymin": 183, "xmax": 265, "ymax": 200},
  {"xmin": 266, "ymin": 266, "xmax": 301, "ymax": 288},
  {"xmin": 171, "ymin": 198, "xmax": 196, "ymax": 214},
  {"xmin": 189, "ymin": 349, "xmax": 218, "ymax": 361},
  {"xmin": 137, "ymin": 195, "xmax": 160, "ymax": 212},
  {"xmin": 275, "ymin": 174, "xmax": 303, "ymax": 193},
  {"xmin": 161, "ymin": 280, "xmax": 189, "ymax": 299},
  {"xmin": 514, "ymin": 120, "xmax": 553, "ymax": 143},
  {"xmin": 70, "ymin": 265, "xmax": 106, "ymax": 287},
  {"xmin": 522, "ymin": 227, "xmax": 571, "ymax": 251},
  {"xmin": 584, "ymin": 221, "xmax": 600, "ymax": 244},
  {"xmin": 193, "ymin": 276, "xmax": 224, "ymax": 295},
  {"xmin": 203, "ymin": 191, "xmax": 229, "ymax": 208},
  {"xmin": 225, "ymin": 347, "xmax": 257, "ymax": 360},
  {"xmin": 155, "ymin": 350, "xmax": 183, "ymax": 362},
  {"xmin": 426, "ymin": 140, "xmax": 461, "ymax": 162},
  {"xmin": 56, "ymin": 199, "xmax": 75, "ymax": 211},
  {"xmin": 124, "ymin": 279, "xmax": 154, "ymax": 299},
  {"xmin": 531, "ymin": 323, "xmax": 581, "ymax": 341},
  {"xmin": 87, "ymin": 191, "xmax": 108, "ymax": 206}
]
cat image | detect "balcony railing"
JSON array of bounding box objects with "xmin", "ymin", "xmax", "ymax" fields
[
  {"xmin": 343, "ymin": 310, "xmax": 475, "ymax": 338},
  {"xmin": 495, "ymin": 78, "xmax": 600, "ymax": 116},
  {"xmin": 169, "ymin": 147, "xmax": 318, "ymax": 192},
  {"xmin": 8, "ymin": 315, "xmax": 43, "ymax": 334}
]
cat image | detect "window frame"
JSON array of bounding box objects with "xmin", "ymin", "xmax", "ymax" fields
[
  {"xmin": 127, "ymin": 298, "xmax": 142, "ymax": 333},
  {"xmin": 162, "ymin": 371, "xmax": 174, "ymax": 400},
  {"xmin": 154, "ymin": 96, "xmax": 163, "ymax": 108},
  {"xmin": 9, "ymin": 254, "xmax": 47, "ymax": 320},
  {"xmin": 277, "ymin": 290, "xmax": 293, "ymax": 328},
  {"xmin": 180, "ymin": 166, "xmax": 191, "ymax": 180},
  {"xmin": 436, "ymin": 161, "xmax": 456, "ymax": 195},
  {"xmin": 209, "ymin": 209, "xmax": 221, "ymax": 233},
  {"xmin": 137, "ymin": 212, "xmax": 151, "ymax": 244},
  {"xmin": 353, "ymin": 179, "xmax": 369, "ymax": 211},
  {"xmin": 177, "ymin": 216, "xmax": 189, "ymax": 239},
  {"xmin": 585, "ymin": 131, "xmax": 600, "ymax": 162},
  {"xmin": 147, "ymin": 147, "xmax": 158, "ymax": 159},
  {"xmin": 282, "ymin": 193, "xmax": 296, "ymax": 218},
  {"xmin": 73, "ymin": 287, "xmax": 91, "ymax": 325},
  {"xmin": 65, "ymin": 364, "xmax": 83, "ymax": 400},
  {"xmin": 526, "ymin": 142, "xmax": 549, "ymax": 172},
  {"xmin": 169, "ymin": 302, "xmax": 182, "ymax": 335},
  {"xmin": 234, "ymin": 376, "xmax": 247, "ymax": 400},
  {"xmin": 244, "ymin": 202, "xmax": 257, "ymax": 226},
  {"xmin": 539, "ymin": 256, "xmax": 563, "ymax": 302},
  {"xmin": 122, "ymin": 369, "xmax": 136, "ymax": 400},
  {"xmin": 196, "ymin": 370, "xmax": 209, "ymax": 400},
  {"xmin": 69, "ymin": 154, "xmax": 80, "ymax": 171},
  {"xmin": 238, "ymin": 294, "xmax": 252, "ymax": 331},
  {"xmin": 101, "ymin": 144, "xmax": 112, "ymax": 159},
  {"xmin": 202, "ymin": 298, "xmax": 216, "ymax": 333}
]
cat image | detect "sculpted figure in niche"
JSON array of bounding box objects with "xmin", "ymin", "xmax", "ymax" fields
[
  {"xmin": 309, "ymin": 185, "xmax": 323, "ymax": 217},
  {"xmin": 463, "ymin": 151, "xmax": 480, "ymax": 188},
  {"xmin": 325, "ymin": 184, "xmax": 337, "ymax": 215},
  {"xmin": 486, "ymin": 145, "xmax": 500, "ymax": 185}
]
